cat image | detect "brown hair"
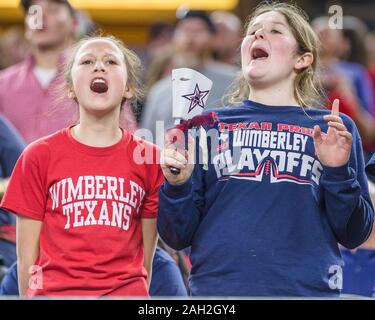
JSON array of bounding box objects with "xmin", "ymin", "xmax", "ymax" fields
[
  {"xmin": 63, "ymin": 34, "xmax": 144, "ymax": 114},
  {"xmin": 225, "ymin": 1, "xmax": 323, "ymax": 108}
]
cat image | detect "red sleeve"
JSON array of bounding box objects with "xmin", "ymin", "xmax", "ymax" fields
[
  {"xmin": 141, "ymin": 146, "xmax": 164, "ymax": 219},
  {"xmin": 0, "ymin": 142, "xmax": 49, "ymax": 221},
  {"xmin": 326, "ymin": 90, "xmax": 359, "ymax": 120}
]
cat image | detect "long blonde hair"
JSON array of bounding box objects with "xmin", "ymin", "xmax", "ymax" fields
[{"xmin": 225, "ymin": 1, "xmax": 323, "ymax": 108}]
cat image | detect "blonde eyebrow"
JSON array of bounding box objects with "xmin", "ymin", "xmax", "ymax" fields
[
  {"xmin": 77, "ymin": 53, "xmax": 95, "ymax": 60},
  {"xmin": 77, "ymin": 53, "xmax": 120, "ymax": 61},
  {"xmin": 272, "ymin": 22, "xmax": 287, "ymax": 27},
  {"xmin": 103, "ymin": 54, "xmax": 120, "ymax": 60},
  {"xmin": 250, "ymin": 21, "xmax": 287, "ymax": 29}
]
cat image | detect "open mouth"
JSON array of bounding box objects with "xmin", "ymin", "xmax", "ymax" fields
[
  {"xmin": 251, "ymin": 47, "xmax": 269, "ymax": 60},
  {"xmin": 90, "ymin": 78, "xmax": 108, "ymax": 93}
]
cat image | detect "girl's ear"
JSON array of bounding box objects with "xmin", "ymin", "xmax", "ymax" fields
[
  {"xmin": 294, "ymin": 52, "xmax": 314, "ymax": 71},
  {"xmin": 68, "ymin": 89, "xmax": 76, "ymax": 99},
  {"xmin": 124, "ymin": 86, "xmax": 134, "ymax": 99}
]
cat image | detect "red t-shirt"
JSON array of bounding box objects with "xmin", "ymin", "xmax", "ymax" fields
[{"xmin": 0, "ymin": 127, "xmax": 163, "ymax": 297}]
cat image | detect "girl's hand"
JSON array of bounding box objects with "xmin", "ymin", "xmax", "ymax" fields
[
  {"xmin": 313, "ymin": 99, "xmax": 353, "ymax": 167},
  {"xmin": 160, "ymin": 135, "xmax": 195, "ymax": 185}
]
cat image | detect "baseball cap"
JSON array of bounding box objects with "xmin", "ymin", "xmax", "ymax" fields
[
  {"xmin": 176, "ymin": 9, "xmax": 216, "ymax": 34},
  {"xmin": 20, "ymin": 0, "xmax": 75, "ymax": 17}
]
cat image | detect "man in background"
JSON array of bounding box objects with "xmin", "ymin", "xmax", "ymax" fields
[
  {"xmin": 0, "ymin": 0, "xmax": 77, "ymax": 145},
  {"xmin": 140, "ymin": 10, "xmax": 237, "ymax": 143}
]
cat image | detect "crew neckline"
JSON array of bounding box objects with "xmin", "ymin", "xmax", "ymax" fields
[
  {"xmin": 243, "ymin": 99, "xmax": 306, "ymax": 113},
  {"xmin": 64, "ymin": 125, "xmax": 129, "ymax": 156}
]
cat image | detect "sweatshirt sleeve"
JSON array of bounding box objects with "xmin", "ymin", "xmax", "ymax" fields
[
  {"xmin": 157, "ymin": 136, "xmax": 206, "ymax": 251},
  {"xmin": 0, "ymin": 115, "xmax": 25, "ymax": 177},
  {"xmin": 320, "ymin": 118, "xmax": 374, "ymax": 249},
  {"xmin": 0, "ymin": 141, "xmax": 49, "ymax": 221}
]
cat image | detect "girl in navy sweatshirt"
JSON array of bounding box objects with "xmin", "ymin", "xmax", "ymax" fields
[{"xmin": 158, "ymin": 1, "xmax": 374, "ymax": 297}]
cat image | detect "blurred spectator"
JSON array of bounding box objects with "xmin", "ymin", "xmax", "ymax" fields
[
  {"xmin": 158, "ymin": 239, "xmax": 190, "ymax": 291},
  {"xmin": 342, "ymin": 156, "xmax": 375, "ymax": 298},
  {"xmin": 313, "ymin": 17, "xmax": 374, "ymax": 114},
  {"xmin": 341, "ymin": 155, "xmax": 375, "ymax": 298},
  {"xmin": 146, "ymin": 22, "xmax": 174, "ymax": 64},
  {"xmin": 367, "ymin": 32, "xmax": 375, "ymax": 67},
  {"xmin": 0, "ymin": 261, "xmax": 17, "ymax": 294},
  {"xmin": 341, "ymin": 17, "xmax": 375, "ymax": 156},
  {"xmin": 0, "ymin": 0, "xmax": 78, "ymax": 144},
  {"xmin": 143, "ymin": 45, "xmax": 209, "ymax": 93},
  {"xmin": 150, "ymin": 246, "xmax": 188, "ymax": 296},
  {"xmin": 140, "ymin": 9, "xmax": 237, "ymax": 143},
  {"xmin": 341, "ymin": 227, "xmax": 375, "ymax": 298},
  {"xmin": 0, "ymin": 116, "xmax": 25, "ymax": 193},
  {"xmin": 210, "ymin": 10, "xmax": 242, "ymax": 66},
  {"xmin": 144, "ymin": 46, "xmax": 175, "ymax": 93},
  {"xmin": 365, "ymin": 32, "xmax": 375, "ymax": 95},
  {"xmin": 340, "ymin": 16, "xmax": 369, "ymax": 67},
  {"xmin": 313, "ymin": 16, "xmax": 375, "ymax": 156},
  {"xmin": 340, "ymin": 16, "xmax": 375, "ymax": 119},
  {"xmin": 0, "ymin": 1, "xmax": 139, "ymax": 143},
  {"xmin": 74, "ymin": 9, "xmax": 99, "ymax": 39},
  {"xmin": 0, "ymin": 27, "xmax": 30, "ymax": 70},
  {"xmin": 0, "ymin": 115, "xmax": 25, "ymax": 269}
]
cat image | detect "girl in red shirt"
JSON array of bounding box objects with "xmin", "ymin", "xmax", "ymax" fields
[{"xmin": 1, "ymin": 36, "xmax": 163, "ymax": 297}]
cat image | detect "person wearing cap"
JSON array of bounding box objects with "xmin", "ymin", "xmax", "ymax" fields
[
  {"xmin": 210, "ymin": 10, "xmax": 243, "ymax": 66},
  {"xmin": 21, "ymin": 0, "xmax": 75, "ymax": 16},
  {"xmin": 140, "ymin": 9, "xmax": 238, "ymax": 143},
  {"xmin": 0, "ymin": 1, "xmax": 75, "ymax": 146}
]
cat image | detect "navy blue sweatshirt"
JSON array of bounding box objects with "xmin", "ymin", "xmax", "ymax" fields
[
  {"xmin": 341, "ymin": 248, "xmax": 375, "ymax": 297},
  {"xmin": 0, "ymin": 115, "xmax": 24, "ymax": 267},
  {"xmin": 157, "ymin": 100, "xmax": 374, "ymax": 297}
]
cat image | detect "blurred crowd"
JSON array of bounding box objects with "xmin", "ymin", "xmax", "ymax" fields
[{"xmin": 0, "ymin": 0, "xmax": 375, "ymax": 298}]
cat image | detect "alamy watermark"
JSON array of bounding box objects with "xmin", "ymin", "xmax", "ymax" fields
[
  {"xmin": 133, "ymin": 124, "xmax": 224, "ymax": 167},
  {"xmin": 29, "ymin": 264, "xmax": 43, "ymax": 290},
  {"xmin": 26, "ymin": 5, "xmax": 43, "ymax": 30},
  {"xmin": 328, "ymin": 5, "xmax": 343, "ymax": 29},
  {"xmin": 328, "ymin": 265, "xmax": 343, "ymax": 290}
]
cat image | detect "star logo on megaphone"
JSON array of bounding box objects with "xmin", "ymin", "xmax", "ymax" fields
[{"xmin": 182, "ymin": 83, "xmax": 210, "ymax": 113}]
